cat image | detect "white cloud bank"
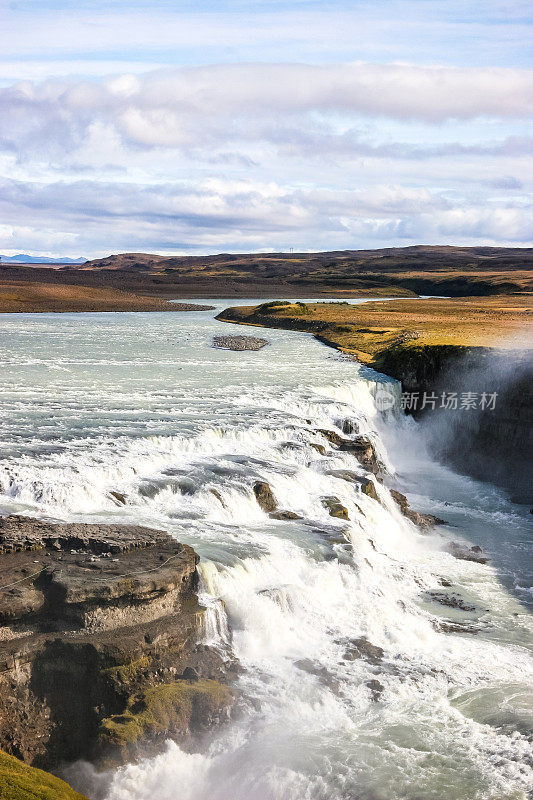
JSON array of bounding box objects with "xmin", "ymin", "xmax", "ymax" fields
[
  {"xmin": 1, "ymin": 175, "xmax": 531, "ymax": 256},
  {"xmin": 2, "ymin": 63, "xmax": 532, "ymax": 157},
  {"xmin": 1, "ymin": 62, "xmax": 532, "ymax": 255}
]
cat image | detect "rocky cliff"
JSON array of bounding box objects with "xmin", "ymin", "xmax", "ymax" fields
[
  {"xmin": 0, "ymin": 516, "xmax": 235, "ymax": 774},
  {"xmin": 373, "ymin": 344, "xmax": 533, "ymax": 504}
]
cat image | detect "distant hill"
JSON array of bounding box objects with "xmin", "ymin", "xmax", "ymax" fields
[
  {"xmin": 1, "ymin": 245, "xmax": 531, "ymax": 301},
  {"xmin": 85, "ymin": 245, "xmax": 533, "ymax": 276},
  {"xmin": 80, "ymin": 245, "xmax": 533, "ymax": 297},
  {"xmin": 0, "ymin": 254, "xmax": 86, "ymax": 264}
]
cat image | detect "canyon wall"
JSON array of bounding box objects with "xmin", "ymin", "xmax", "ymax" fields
[
  {"xmin": 374, "ymin": 345, "xmax": 533, "ymax": 504},
  {"xmin": 0, "ymin": 517, "xmax": 235, "ymax": 774}
]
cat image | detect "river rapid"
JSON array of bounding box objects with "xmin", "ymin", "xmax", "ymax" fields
[{"xmin": 0, "ymin": 302, "xmax": 531, "ymax": 800}]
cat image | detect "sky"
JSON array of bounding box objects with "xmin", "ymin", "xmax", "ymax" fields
[{"xmin": 1, "ymin": 0, "xmax": 532, "ymax": 257}]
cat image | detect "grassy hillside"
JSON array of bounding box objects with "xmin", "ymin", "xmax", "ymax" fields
[
  {"xmin": 82, "ymin": 245, "xmax": 533, "ymax": 297},
  {"xmin": 217, "ymin": 295, "xmax": 532, "ymax": 363},
  {"xmin": 0, "ymin": 750, "xmax": 88, "ymax": 800},
  {"xmin": 84, "ymin": 245, "xmax": 533, "ymax": 276}
]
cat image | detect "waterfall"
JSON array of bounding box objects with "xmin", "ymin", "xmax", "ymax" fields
[{"xmin": 1, "ymin": 309, "xmax": 530, "ymax": 800}]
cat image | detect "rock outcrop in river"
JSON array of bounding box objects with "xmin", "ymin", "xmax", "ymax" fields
[
  {"xmin": 317, "ymin": 430, "xmax": 382, "ymax": 475},
  {"xmin": 0, "ymin": 516, "xmax": 235, "ymax": 772},
  {"xmin": 213, "ymin": 335, "xmax": 269, "ymax": 351}
]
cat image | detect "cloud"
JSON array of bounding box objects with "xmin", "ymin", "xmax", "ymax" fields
[
  {"xmin": 0, "ymin": 175, "xmax": 530, "ymax": 257},
  {"xmin": 487, "ymin": 175, "xmax": 524, "ymax": 190},
  {"xmin": 0, "ymin": 63, "xmax": 531, "ymax": 164},
  {"xmin": 2, "ymin": 0, "xmax": 531, "ymax": 78},
  {"xmin": 0, "ymin": 176, "xmax": 447, "ymax": 229},
  {"xmin": 400, "ymin": 207, "xmax": 533, "ymax": 241},
  {"xmin": 265, "ymin": 127, "xmax": 533, "ymax": 162},
  {"xmin": 0, "ymin": 12, "xmax": 531, "ymax": 259}
]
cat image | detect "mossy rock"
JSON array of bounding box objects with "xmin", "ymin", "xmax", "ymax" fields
[
  {"xmin": 321, "ymin": 496, "xmax": 349, "ymax": 520},
  {"xmin": 0, "ymin": 749, "xmax": 88, "ymax": 800},
  {"xmin": 102, "ymin": 656, "xmax": 152, "ymax": 687},
  {"xmin": 359, "ymin": 478, "xmax": 379, "ymax": 502},
  {"xmin": 98, "ymin": 679, "xmax": 233, "ymax": 756},
  {"xmin": 309, "ymin": 442, "xmax": 326, "ymax": 456},
  {"xmin": 371, "ymin": 343, "xmax": 470, "ymax": 386},
  {"xmin": 269, "ymin": 511, "xmax": 302, "ymax": 521},
  {"xmin": 109, "ymin": 491, "xmax": 126, "ymax": 505},
  {"xmin": 253, "ymin": 481, "xmax": 277, "ymax": 513}
]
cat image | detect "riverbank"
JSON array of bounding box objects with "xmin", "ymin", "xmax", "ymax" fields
[
  {"xmin": 217, "ymin": 297, "xmax": 533, "ymax": 502},
  {"xmin": 0, "ymin": 281, "xmax": 214, "ymax": 313},
  {"xmin": 216, "ymin": 296, "xmax": 531, "ymax": 361}
]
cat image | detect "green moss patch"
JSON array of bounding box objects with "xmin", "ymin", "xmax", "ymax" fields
[
  {"xmin": 0, "ymin": 750, "xmax": 88, "ymax": 800},
  {"xmin": 98, "ymin": 679, "xmax": 233, "ymax": 748},
  {"xmin": 102, "ymin": 656, "xmax": 151, "ymax": 686},
  {"xmin": 256, "ymin": 301, "xmax": 290, "ymax": 313}
]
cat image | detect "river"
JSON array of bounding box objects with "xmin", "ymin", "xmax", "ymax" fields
[{"xmin": 0, "ymin": 302, "xmax": 531, "ymax": 800}]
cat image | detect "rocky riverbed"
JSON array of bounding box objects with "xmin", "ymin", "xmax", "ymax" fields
[{"xmin": 0, "ymin": 516, "xmax": 236, "ymax": 774}]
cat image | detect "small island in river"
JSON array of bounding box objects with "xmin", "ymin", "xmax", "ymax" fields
[{"xmin": 213, "ymin": 335, "xmax": 269, "ymax": 350}]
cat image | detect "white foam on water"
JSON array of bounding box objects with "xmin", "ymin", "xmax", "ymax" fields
[{"xmin": 0, "ymin": 309, "xmax": 531, "ymax": 800}]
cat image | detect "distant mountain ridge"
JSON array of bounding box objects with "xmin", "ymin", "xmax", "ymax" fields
[
  {"xmin": 1, "ymin": 245, "xmax": 531, "ymax": 303},
  {"xmin": 84, "ymin": 245, "xmax": 533, "ymax": 274},
  {"xmin": 0, "ymin": 254, "xmax": 86, "ymax": 264},
  {"xmin": 79, "ymin": 245, "xmax": 533, "ymax": 296}
]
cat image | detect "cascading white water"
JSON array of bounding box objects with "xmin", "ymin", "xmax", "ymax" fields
[
  {"xmin": 0, "ymin": 304, "xmax": 531, "ymax": 800},
  {"xmin": 198, "ymin": 591, "xmax": 231, "ymax": 646}
]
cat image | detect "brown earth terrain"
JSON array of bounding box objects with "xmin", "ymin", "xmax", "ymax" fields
[
  {"xmin": 1, "ymin": 245, "xmax": 532, "ymax": 311},
  {"xmin": 0, "ymin": 281, "xmax": 213, "ymax": 313},
  {"xmin": 81, "ymin": 245, "xmax": 533, "ymax": 295},
  {"xmin": 77, "ymin": 245, "xmax": 533, "ymax": 298},
  {"xmin": 217, "ymin": 295, "xmax": 533, "ymax": 362}
]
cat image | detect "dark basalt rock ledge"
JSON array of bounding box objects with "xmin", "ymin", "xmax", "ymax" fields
[
  {"xmin": 0, "ymin": 515, "xmax": 236, "ymax": 773},
  {"xmin": 389, "ymin": 489, "xmax": 447, "ymax": 529}
]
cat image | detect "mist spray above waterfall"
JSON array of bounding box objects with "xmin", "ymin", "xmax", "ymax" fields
[{"xmin": 419, "ymin": 342, "xmax": 533, "ymax": 504}]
